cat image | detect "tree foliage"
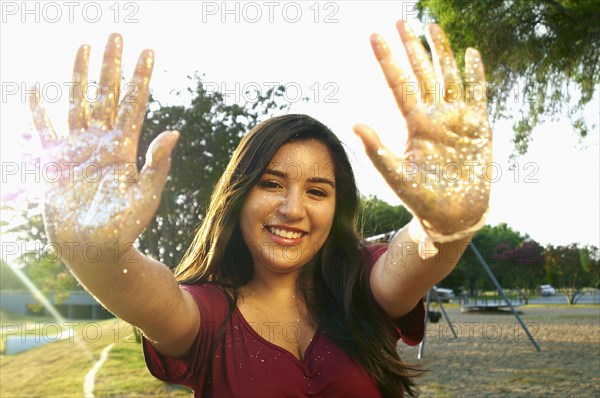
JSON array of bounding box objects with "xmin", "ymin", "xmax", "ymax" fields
[
  {"xmin": 445, "ymin": 223, "xmax": 527, "ymax": 294},
  {"xmin": 544, "ymin": 244, "xmax": 599, "ymax": 303},
  {"xmin": 416, "ymin": 0, "xmax": 600, "ymax": 155},
  {"xmin": 357, "ymin": 196, "xmax": 412, "ymax": 238},
  {"xmin": 1, "ymin": 203, "xmax": 77, "ymax": 312},
  {"xmin": 22, "ymin": 254, "xmax": 76, "ymax": 313},
  {"xmin": 0, "ymin": 260, "xmax": 26, "ymax": 290},
  {"xmin": 495, "ymin": 240, "xmax": 546, "ymax": 302}
]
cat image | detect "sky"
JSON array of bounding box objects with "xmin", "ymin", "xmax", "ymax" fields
[{"xmin": 1, "ymin": 0, "xmax": 599, "ymax": 248}]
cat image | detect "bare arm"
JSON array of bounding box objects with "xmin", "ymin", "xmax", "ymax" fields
[
  {"xmin": 370, "ymin": 219, "xmax": 472, "ymax": 318},
  {"xmin": 30, "ymin": 33, "xmax": 199, "ymax": 358},
  {"xmin": 67, "ymin": 249, "xmax": 200, "ymax": 358},
  {"xmin": 355, "ymin": 22, "xmax": 492, "ymax": 318}
]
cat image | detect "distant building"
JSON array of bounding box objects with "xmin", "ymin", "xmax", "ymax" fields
[{"xmin": 0, "ymin": 290, "xmax": 113, "ymax": 320}]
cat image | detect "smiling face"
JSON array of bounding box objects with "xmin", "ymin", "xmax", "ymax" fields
[{"xmin": 239, "ymin": 139, "xmax": 336, "ymax": 277}]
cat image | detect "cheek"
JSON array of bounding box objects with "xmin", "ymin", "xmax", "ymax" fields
[
  {"xmin": 309, "ymin": 202, "xmax": 336, "ymax": 237},
  {"xmin": 239, "ymin": 212, "xmax": 252, "ymax": 246},
  {"xmin": 240, "ymin": 193, "xmax": 280, "ymax": 240},
  {"xmin": 239, "ymin": 195, "xmax": 259, "ymax": 242}
]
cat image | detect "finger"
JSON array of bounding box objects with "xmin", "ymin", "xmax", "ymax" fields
[
  {"xmin": 464, "ymin": 48, "xmax": 487, "ymax": 114},
  {"xmin": 69, "ymin": 44, "xmax": 91, "ymax": 133},
  {"xmin": 396, "ymin": 20, "xmax": 437, "ymax": 103},
  {"xmin": 137, "ymin": 130, "xmax": 180, "ymax": 214},
  {"xmin": 425, "ymin": 24, "xmax": 462, "ymax": 103},
  {"xmin": 115, "ymin": 49, "xmax": 154, "ymax": 147},
  {"xmin": 90, "ymin": 33, "xmax": 123, "ymax": 132},
  {"xmin": 352, "ymin": 124, "xmax": 401, "ymax": 177},
  {"xmin": 370, "ymin": 33, "xmax": 418, "ymax": 117},
  {"xmin": 28, "ymin": 89, "xmax": 57, "ymax": 148}
]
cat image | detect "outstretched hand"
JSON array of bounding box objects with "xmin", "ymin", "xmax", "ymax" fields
[
  {"xmin": 354, "ymin": 22, "xmax": 492, "ymax": 241},
  {"xmin": 29, "ymin": 33, "xmax": 179, "ymax": 257}
]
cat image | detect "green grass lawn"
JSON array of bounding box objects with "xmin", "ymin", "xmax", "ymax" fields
[
  {"xmin": 2, "ymin": 303, "xmax": 597, "ymax": 396},
  {"xmin": 94, "ymin": 334, "xmax": 192, "ymax": 397},
  {"xmin": 0, "ymin": 312, "xmax": 192, "ymax": 397}
]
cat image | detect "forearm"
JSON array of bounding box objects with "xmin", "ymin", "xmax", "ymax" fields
[
  {"xmin": 64, "ymin": 246, "xmax": 190, "ymax": 339},
  {"xmin": 370, "ymin": 218, "xmax": 473, "ymax": 318}
]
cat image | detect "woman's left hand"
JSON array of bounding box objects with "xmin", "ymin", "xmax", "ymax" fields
[{"xmin": 354, "ymin": 21, "xmax": 492, "ymax": 240}]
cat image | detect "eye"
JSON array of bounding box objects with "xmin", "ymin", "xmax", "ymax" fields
[
  {"xmin": 307, "ymin": 188, "xmax": 328, "ymax": 198},
  {"xmin": 258, "ymin": 180, "xmax": 282, "ymax": 190}
]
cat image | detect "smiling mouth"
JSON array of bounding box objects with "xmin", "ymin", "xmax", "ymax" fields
[{"xmin": 266, "ymin": 226, "xmax": 306, "ymax": 240}]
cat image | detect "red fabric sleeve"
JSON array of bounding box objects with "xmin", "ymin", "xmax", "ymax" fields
[
  {"xmin": 362, "ymin": 244, "xmax": 425, "ymax": 346},
  {"xmin": 142, "ymin": 284, "xmax": 227, "ymax": 388}
]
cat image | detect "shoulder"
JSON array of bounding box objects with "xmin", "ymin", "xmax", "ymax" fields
[
  {"xmin": 360, "ymin": 243, "xmax": 388, "ymax": 267},
  {"xmin": 179, "ymin": 283, "xmax": 231, "ymax": 324},
  {"xmin": 180, "ymin": 282, "xmax": 227, "ymax": 298}
]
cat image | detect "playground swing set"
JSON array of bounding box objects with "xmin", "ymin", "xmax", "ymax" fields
[{"xmin": 363, "ymin": 232, "xmax": 541, "ymax": 358}]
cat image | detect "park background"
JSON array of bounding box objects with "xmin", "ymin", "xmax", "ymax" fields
[{"xmin": 1, "ymin": 1, "xmax": 599, "ymax": 397}]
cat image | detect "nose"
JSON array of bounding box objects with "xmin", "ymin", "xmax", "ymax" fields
[{"xmin": 277, "ymin": 189, "xmax": 306, "ymax": 221}]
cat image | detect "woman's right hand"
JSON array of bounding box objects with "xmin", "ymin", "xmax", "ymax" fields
[{"xmin": 29, "ymin": 33, "xmax": 179, "ymax": 263}]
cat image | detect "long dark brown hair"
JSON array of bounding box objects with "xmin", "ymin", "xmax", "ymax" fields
[{"xmin": 175, "ymin": 114, "xmax": 420, "ymax": 396}]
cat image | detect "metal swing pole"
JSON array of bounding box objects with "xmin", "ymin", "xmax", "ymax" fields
[
  {"xmin": 469, "ymin": 242, "xmax": 541, "ymax": 352},
  {"xmin": 417, "ymin": 287, "xmax": 459, "ymax": 359},
  {"xmin": 433, "ymin": 290, "xmax": 458, "ymax": 339}
]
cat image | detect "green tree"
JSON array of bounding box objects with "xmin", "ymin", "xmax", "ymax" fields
[
  {"xmin": 357, "ymin": 195, "xmax": 412, "ymax": 238},
  {"xmin": 0, "ymin": 260, "xmax": 26, "ymax": 290},
  {"xmin": 0, "ymin": 205, "xmax": 27, "ymax": 290},
  {"xmin": 134, "ymin": 76, "xmax": 289, "ymax": 265},
  {"xmin": 495, "ymin": 240, "xmax": 546, "ymax": 303},
  {"xmin": 545, "ymin": 244, "xmax": 598, "ymax": 304},
  {"xmin": 22, "ymin": 253, "xmax": 76, "ymax": 313},
  {"xmin": 449, "ymin": 223, "xmax": 526, "ymax": 295},
  {"xmin": 583, "ymin": 246, "xmax": 600, "ymax": 289},
  {"xmin": 416, "ymin": 0, "xmax": 600, "ymax": 155},
  {"xmin": 1, "ymin": 203, "xmax": 78, "ymax": 312}
]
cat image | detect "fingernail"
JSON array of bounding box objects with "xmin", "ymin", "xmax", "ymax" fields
[
  {"xmin": 166, "ymin": 130, "xmax": 180, "ymax": 151},
  {"xmin": 147, "ymin": 132, "xmax": 173, "ymax": 166}
]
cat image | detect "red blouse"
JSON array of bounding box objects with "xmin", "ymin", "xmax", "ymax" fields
[{"xmin": 143, "ymin": 244, "xmax": 425, "ymax": 397}]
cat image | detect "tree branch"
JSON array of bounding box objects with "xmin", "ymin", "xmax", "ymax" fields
[{"xmin": 541, "ymin": 0, "xmax": 576, "ymax": 20}]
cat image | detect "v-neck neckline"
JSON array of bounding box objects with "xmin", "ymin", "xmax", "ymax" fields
[{"xmin": 234, "ymin": 305, "xmax": 320, "ymax": 365}]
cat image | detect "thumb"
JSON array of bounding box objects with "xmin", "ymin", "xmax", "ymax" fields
[
  {"xmin": 352, "ymin": 123, "xmax": 383, "ymax": 156},
  {"xmin": 138, "ymin": 130, "xmax": 180, "ymax": 202},
  {"xmin": 352, "ymin": 123, "xmax": 399, "ymax": 176}
]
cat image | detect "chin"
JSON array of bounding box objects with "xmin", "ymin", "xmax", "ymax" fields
[{"xmin": 256, "ymin": 246, "xmax": 311, "ymax": 272}]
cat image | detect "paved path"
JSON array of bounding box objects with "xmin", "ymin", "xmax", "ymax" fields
[
  {"xmin": 84, "ymin": 343, "xmax": 114, "ymax": 398},
  {"xmin": 528, "ymin": 292, "xmax": 600, "ymax": 305}
]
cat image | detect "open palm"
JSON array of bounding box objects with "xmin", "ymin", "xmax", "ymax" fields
[
  {"xmin": 354, "ymin": 22, "xmax": 492, "ymax": 240},
  {"xmin": 29, "ymin": 33, "xmax": 179, "ymax": 256}
]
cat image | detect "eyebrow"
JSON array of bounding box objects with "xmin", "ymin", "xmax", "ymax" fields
[{"xmin": 265, "ymin": 169, "xmax": 336, "ymax": 189}]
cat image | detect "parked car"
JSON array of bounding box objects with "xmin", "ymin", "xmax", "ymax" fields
[
  {"xmin": 432, "ymin": 286, "xmax": 455, "ymax": 302},
  {"xmin": 539, "ymin": 284, "xmax": 556, "ymax": 296}
]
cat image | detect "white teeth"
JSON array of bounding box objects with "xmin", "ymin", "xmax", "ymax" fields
[{"xmin": 268, "ymin": 227, "xmax": 302, "ymax": 239}]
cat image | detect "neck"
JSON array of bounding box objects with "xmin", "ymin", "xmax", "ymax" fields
[
  {"xmin": 245, "ymin": 274, "xmax": 298, "ymax": 297},
  {"xmin": 239, "ymin": 269, "xmax": 314, "ymax": 327},
  {"xmin": 239, "ymin": 267, "xmax": 305, "ymax": 305}
]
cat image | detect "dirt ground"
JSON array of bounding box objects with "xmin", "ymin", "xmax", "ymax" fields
[{"xmin": 397, "ymin": 305, "xmax": 600, "ymax": 397}]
